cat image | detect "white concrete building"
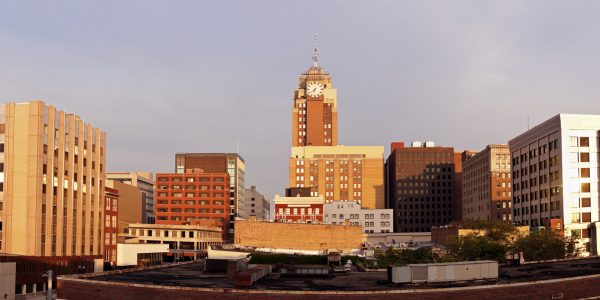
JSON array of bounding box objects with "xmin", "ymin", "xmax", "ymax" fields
[
  {"xmin": 323, "ymin": 201, "xmax": 393, "ymax": 233},
  {"xmin": 509, "ymin": 114, "xmax": 600, "ymax": 255}
]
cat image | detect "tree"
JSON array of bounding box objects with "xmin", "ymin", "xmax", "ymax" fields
[
  {"xmin": 512, "ymin": 229, "xmax": 581, "ymax": 261},
  {"xmin": 461, "ymin": 219, "xmax": 519, "ymax": 243},
  {"xmin": 446, "ymin": 234, "xmax": 508, "ymax": 262}
]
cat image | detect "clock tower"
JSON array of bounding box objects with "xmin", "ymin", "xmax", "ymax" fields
[{"xmin": 292, "ymin": 35, "xmax": 338, "ymax": 147}]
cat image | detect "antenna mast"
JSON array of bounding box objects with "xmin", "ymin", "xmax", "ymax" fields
[{"xmin": 312, "ymin": 34, "xmax": 319, "ymax": 67}]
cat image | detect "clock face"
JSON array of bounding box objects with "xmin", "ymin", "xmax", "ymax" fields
[{"xmin": 306, "ymin": 82, "xmax": 324, "ymax": 97}]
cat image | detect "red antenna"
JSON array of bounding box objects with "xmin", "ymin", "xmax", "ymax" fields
[{"xmin": 312, "ymin": 33, "xmax": 319, "ymax": 67}]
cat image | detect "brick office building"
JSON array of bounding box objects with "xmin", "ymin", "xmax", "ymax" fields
[
  {"xmin": 174, "ymin": 153, "xmax": 246, "ymax": 240},
  {"xmin": 386, "ymin": 141, "xmax": 463, "ymax": 232},
  {"xmin": 155, "ymin": 171, "xmax": 229, "ymax": 239},
  {"xmin": 104, "ymin": 187, "xmax": 119, "ymax": 267},
  {"xmin": 462, "ymin": 145, "xmax": 512, "ymax": 222}
]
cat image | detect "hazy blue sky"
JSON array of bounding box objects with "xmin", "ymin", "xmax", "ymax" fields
[{"xmin": 2, "ymin": 1, "xmax": 599, "ymax": 197}]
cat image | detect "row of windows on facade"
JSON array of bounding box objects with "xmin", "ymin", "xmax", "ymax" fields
[
  {"xmin": 157, "ymin": 216, "xmax": 226, "ymax": 222},
  {"xmin": 296, "ymin": 123, "xmax": 333, "ymax": 129},
  {"xmin": 157, "ymin": 208, "xmax": 226, "ymax": 213},
  {"xmin": 512, "ymin": 140, "xmax": 560, "ymax": 166},
  {"xmin": 158, "ymin": 185, "xmax": 226, "ymax": 191},
  {"xmin": 129, "ymin": 228, "xmax": 220, "ymax": 238},
  {"xmin": 400, "ymin": 210, "xmax": 451, "ymax": 217},
  {"xmin": 397, "ymin": 196, "xmax": 453, "ymax": 202},
  {"xmin": 513, "ymin": 171, "xmax": 562, "ymax": 191},
  {"xmin": 399, "ymin": 180, "xmax": 454, "ymax": 188},
  {"xmin": 398, "ymin": 188, "xmax": 453, "ymax": 195},
  {"xmin": 399, "ymin": 218, "xmax": 451, "ymax": 225},
  {"xmin": 277, "ymin": 207, "xmax": 321, "ymax": 214},
  {"xmin": 513, "ymin": 201, "xmax": 562, "ymax": 216},
  {"xmin": 157, "ymin": 177, "xmax": 226, "ymax": 183},
  {"xmin": 327, "ymin": 213, "xmax": 391, "ymax": 219},
  {"xmin": 157, "ymin": 192, "xmax": 227, "ymax": 198},
  {"xmin": 396, "ymin": 152, "xmax": 454, "ymax": 158}
]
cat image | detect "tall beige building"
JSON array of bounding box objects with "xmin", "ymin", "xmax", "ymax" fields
[
  {"xmin": 462, "ymin": 145, "xmax": 512, "ymax": 222},
  {"xmin": 289, "ymin": 146, "xmax": 385, "ymax": 209},
  {"xmin": 0, "ymin": 101, "xmax": 106, "ymax": 257}
]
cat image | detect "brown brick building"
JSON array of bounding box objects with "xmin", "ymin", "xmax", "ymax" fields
[
  {"xmin": 291, "ymin": 45, "xmax": 338, "ymax": 147},
  {"xmin": 104, "ymin": 187, "xmax": 118, "ymax": 266},
  {"xmin": 155, "ymin": 171, "xmax": 229, "ymax": 239},
  {"xmin": 174, "ymin": 153, "xmax": 245, "ymax": 240},
  {"xmin": 462, "ymin": 145, "xmax": 512, "ymax": 222},
  {"xmin": 386, "ymin": 141, "xmax": 464, "ymax": 232}
]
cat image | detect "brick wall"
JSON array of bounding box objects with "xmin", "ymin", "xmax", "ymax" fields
[
  {"xmin": 58, "ymin": 274, "xmax": 600, "ymax": 300},
  {"xmin": 234, "ymin": 220, "xmax": 363, "ymax": 252}
]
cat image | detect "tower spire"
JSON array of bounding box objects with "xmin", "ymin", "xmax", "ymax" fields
[{"xmin": 312, "ymin": 33, "xmax": 319, "ymax": 67}]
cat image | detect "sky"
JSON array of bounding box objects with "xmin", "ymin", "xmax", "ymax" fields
[{"xmin": 1, "ymin": 1, "xmax": 600, "ymax": 197}]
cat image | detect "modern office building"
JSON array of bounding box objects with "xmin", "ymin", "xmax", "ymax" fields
[
  {"xmin": 174, "ymin": 153, "xmax": 246, "ymax": 240},
  {"xmin": 386, "ymin": 141, "xmax": 462, "ymax": 232},
  {"xmin": 0, "ymin": 100, "xmax": 106, "ymax": 257},
  {"xmin": 509, "ymin": 114, "xmax": 600, "ymax": 255},
  {"xmin": 462, "ymin": 145, "xmax": 512, "ymax": 222},
  {"xmin": 273, "ymin": 194, "xmax": 325, "ymax": 224},
  {"xmin": 245, "ymin": 186, "xmax": 270, "ymax": 220},
  {"xmin": 106, "ymin": 172, "xmax": 155, "ymax": 224},
  {"xmin": 323, "ymin": 201, "xmax": 393, "ymax": 233},
  {"xmin": 289, "ymin": 145, "xmax": 385, "ymax": 209},
  {"xmin": 155, "ymin": 171, "xmax": 229, "ymax": 239},
  {"xmin": 123, "ymin": 223, "xmax": 223, "ymax": 259},
  {"xmin": 104, "ymin": 187, "xmax": 119, "ymax": 266},
  {"xmin": 292, "ymin": 38, "xmax": 338, "ymax": 147}
]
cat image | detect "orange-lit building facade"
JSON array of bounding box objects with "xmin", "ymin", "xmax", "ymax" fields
[
  {"xmin": 273, "ymin": 195, "xmax": 325, "ymax": 224},
  {"xmin": 104, "ymin": 187, "xmax": 118, "ymax": 266},
  {"xmin": 291, "ymin": 45, "xmax": 338, "ymax": 147},
  {"xmin": 155, "ymin": 171, "xmax": 229, "ymax": 239}
]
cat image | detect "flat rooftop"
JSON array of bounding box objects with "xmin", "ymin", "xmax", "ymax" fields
[{"xmin": 89, "ymin": 257, "xmax": 600, "ymax": 291}]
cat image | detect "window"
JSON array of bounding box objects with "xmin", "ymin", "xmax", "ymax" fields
[
  {"xmin": 580, "ymin": 153, "xmax": 590, "ymax": 162},
  {"xmin": 582, "ymin": 212, "xmax": 592, "ymax": 223},
  {"xmin": 572, "ymin": 213, "xmax": 581, "ymax": 224},
  {"xmin": 582, "ymin": 198, "xmax": 591, "ymax": 207},
  {"xmin": 581, "ymin": 183, "xmax": 591, "ymax": 193},
  {"xmin": 569, "ymin": 136, "xmax": 578, "ymax": 147},
  {"xmin": 580, "ymin": 137, "xmax": 589, "ymax": 147},
  {"xmin": 581, "ymin": 168, "xmax": 590, "ymax": 178}
]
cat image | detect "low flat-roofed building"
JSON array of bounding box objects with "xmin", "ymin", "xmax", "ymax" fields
[
  {"xmin": 116, "ymin": 243, "xmax": 169, "ymax": 267},
  {"xmin": 123, "ymin": 223, "xmax": 223, "ymax": 260},
  {"xmin": 323, "ymin": 201, "xmax": 393, "ymax": 233}
]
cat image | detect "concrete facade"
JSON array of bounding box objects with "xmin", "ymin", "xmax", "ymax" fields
[
  {"xmin": 323, "ymin": 201, "xmax": 393, "ymax": 233},
  {"xmin": 234, "ymin": 219, "xmax": 363, "ymax": 252},
  {"xmin": 0, "ymin": 101, "xmax": 106, "ymax": 257},
  {"xmin": 107, "ymin": 172, "xmax": 155, "ymax": 224},
  {"xmin": 509, "ymin": 114, "xmax": 600, "ymax": 255},
  {"xmin": 289, "ymin": 145, "xmax": 385, "ymax": 209},
  {"xmin": 462, "ymin": 145, "xmax": 512, "ymax": 221},
  {"xmin": 245, "ymin": 186, "xmax": 270, "ymax": 221}
]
